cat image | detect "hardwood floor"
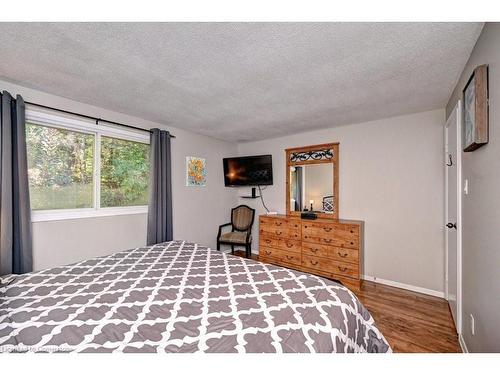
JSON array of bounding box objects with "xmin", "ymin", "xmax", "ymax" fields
[
  {"xmin": 233, "ymin": 250, "xmax": 461, "ymax": 353},
  {"xmin": 355, "ymin": 281, "xmax": 461, "ymax": 353}
]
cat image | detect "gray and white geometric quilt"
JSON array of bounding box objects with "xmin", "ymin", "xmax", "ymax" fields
[{"xmin": 0, "ymin": 240, "xmax": 391, "ymax": 353}]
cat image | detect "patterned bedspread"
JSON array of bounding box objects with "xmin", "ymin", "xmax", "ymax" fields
[{"xmin": 0, "ymin": 240, "xmax": 390, "ymax": 353}]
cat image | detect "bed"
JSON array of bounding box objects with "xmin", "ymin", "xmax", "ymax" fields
[{"xmin": 0, "ymin": 240, "xmax": 390, "ymax": 353}]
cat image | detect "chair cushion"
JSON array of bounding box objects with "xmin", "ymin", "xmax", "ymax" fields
[{"xmin": 219, "ymin": 231, "xmax": 250, "ymax": 244}]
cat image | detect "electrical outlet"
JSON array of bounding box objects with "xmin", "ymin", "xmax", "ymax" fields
[{"xmin": 470, "ymin": 314, "xmax": 475, "ymax": 336}]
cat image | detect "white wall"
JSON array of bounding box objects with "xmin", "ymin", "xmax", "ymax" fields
[
  {"xmin": 446, "ymin": 23, "xmax": 500, "ymax": 353},
  {"xmin": 237, "ymin": 109, "xmax": 445, "ymax": 293},
  {"xmin": 32, "ymin": 214, "xmax": 147, "ymax": 270},
  {"xmin": 1, "ymin": 79, "xmax": 238, "ymax": 271}
]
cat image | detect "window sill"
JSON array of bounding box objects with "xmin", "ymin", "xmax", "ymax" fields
[{"xmin": 31, "ymin": 206, "xmax": 148, "ymax": 223}]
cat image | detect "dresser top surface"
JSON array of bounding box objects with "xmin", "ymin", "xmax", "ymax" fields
[{"xmin": 259, "ymin": 214, "xmax": 364, "ymax": 225}]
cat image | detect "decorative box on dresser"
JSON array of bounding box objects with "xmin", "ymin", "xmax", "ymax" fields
[{"xmin": 259, "ymin": 214, "xmax": 363, "ymax": 291}]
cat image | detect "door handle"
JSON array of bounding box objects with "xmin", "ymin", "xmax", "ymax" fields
[{"xmin": 446, "ymin": 222, "xmax": 457, "ymax": 229}]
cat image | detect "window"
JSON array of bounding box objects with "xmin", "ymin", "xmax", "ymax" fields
[
  {"xmin": 26, "ymin": 110, "xmax": 150, "ymax": 221},
  {"xmin": 26, "ymin": 124, "xmax": 95, "ymax": 210},
  {"xmin": 100, "ymin": 136, "xmax": 149, "ymax": 207}
]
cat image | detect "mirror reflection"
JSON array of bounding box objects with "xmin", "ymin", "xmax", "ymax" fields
[{"xmin": 290, "ymin": 164, "xmax": 334, "ymax": 213}]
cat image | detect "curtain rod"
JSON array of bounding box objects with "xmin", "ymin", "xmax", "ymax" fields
[{"xmin": 24, "ymin": 101, "xmax": 176, "ymax": 138}]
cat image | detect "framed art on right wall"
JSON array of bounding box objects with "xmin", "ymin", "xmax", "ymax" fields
[{"xmin": 463, "ymin": 64, "xmax": 489, "ymax": 152}]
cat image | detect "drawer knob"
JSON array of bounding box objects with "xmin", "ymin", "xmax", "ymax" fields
[
  {"xmin": 275, "ymin": 230, "xmax": 282, "ymax": 235},
  {"xmin": 350, "ymin": 230, "xmax": 354, "ymax": 233},
  {"xmin": 323, "ymin": 239, "xmax": 333, "ymax": 243},
  {"xmin": 265, "ymin": 239, "xmax": 271, "ymax": 244},
  {"xmin": 338, "ymin": 266, "xmax": 348, "ymax": 272},
  {"xmin": 310, "ymin": 260, "xmax": 319, "ymax": 266},
  {"xmin": 276, "ymin": 222, "xmax": 282, "ymax": 226},
  {"xmin": 323, "ymin": 227, "xmax": 332, "ymax": 232},
  {"xmin": 304, "ymin": 225, "xmax": 308, "ymax": 228},
  {"xmin": 286, "ymin": 255, "xmax": 293, "ymax": 260},
  {"xmin": 338, "ymin": 252, "xmax": 348, "ymax": 258},
  {"xmin": 286, "ymin": 243, "xmax": 294, "ymax": 248},
  {"xmin": 350, "ymin": 242, "xmax": 354, "ymax": 245},
  {"xmin": 311, "ymin": 248, "xmax": 318, "ymax": 253},
  {"xmin": 265, "ymin": 250, "xmax": 271, "ymax": 255}
]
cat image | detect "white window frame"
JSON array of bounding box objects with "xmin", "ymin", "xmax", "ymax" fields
[{"xmin": 26, "ymin": 109, "xmax": 150, "ymax": 222}]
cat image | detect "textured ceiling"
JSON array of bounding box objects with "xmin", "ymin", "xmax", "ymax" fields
[{"xmin": 0, "ymin": 23, "xmax": 483, "ymax": 142}]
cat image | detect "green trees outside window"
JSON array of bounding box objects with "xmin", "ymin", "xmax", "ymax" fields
[
  {"xmin": 100, "ymin": 136, "xmax": 149, "ymax": 207},
  {"xmin": 26, "ymin": 123, "xmax": 95, "ymax": 210},
  {"xmin": 26, "ymin": 122, "xmax": 149, "ymax": 211}
]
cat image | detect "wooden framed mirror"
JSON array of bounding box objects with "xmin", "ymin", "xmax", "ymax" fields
[{"xmin": 285, "ymin": 142, "xmax": 339, "ymax": 219}]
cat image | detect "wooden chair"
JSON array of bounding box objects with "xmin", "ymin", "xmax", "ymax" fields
[{"xmin": 217, "ymin": 205, "xmax": 255, "ymax": 258}]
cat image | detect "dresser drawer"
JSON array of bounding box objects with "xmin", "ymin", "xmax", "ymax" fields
[
  {"xmin": 259, "ymin": 236, "xmax": 279, "ymax": 248},
  {"xmin": 260, "ymin": 217, "xmax": 301, "ymax": 229},
  {"xmin": 302, "ymin": 233, "xmax": 359, "ymax": 249},
  {"xmin": 302, "ymin": 243, "xmax": 359, "ymax": 264},
  {"xmin": 259, "ymin": 247, "xmax": 302, "ymax": 266},
  {"xmin": 302, "ymin": 222, "xmax": 359, "ymax": 238},
  {"xmin": 260, "ymin": 226, "xmax": 301, "ymax": 240},
  {"xmin": 259, "ymin": 237, "xmax": 301, "ymax": 254},
  {"xmin": 259, "ymin": 216, "xmax": 287, "ymax": 227},
  {"xmin": 276, "ymin": 238, "xmax": 301, "ymax": 253},
  {"xmin": 302, "ymin": 223, "xmax": 359, "ymax": 249},
  {"xmin": 302, "ymin": 255, "xmax": 359, "ymax": 279},
  {"xmin": 302, "ymin": 221, "xmax": 358, "ymax": 234},
  {"xmin": 260, "ymin": 217, "xmax": 300, "ymax": 230}
]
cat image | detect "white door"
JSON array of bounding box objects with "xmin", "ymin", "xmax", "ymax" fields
[{"xmin": 445, "ymin": 101, "xmax": 462, "ymax": 334}]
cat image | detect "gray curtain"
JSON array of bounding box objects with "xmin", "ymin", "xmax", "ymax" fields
[
  {"xmin": 0, "ymin": 91, "xmax": 32, "ymax": 275},
  {"xmin": 147, "ymin": 128, "xmax": 173, "ymax": 245}
]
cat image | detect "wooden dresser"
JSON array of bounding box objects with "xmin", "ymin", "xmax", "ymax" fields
[{"xmin": 259, "ymin": 214, "xmax": 363, "ymax": 291}]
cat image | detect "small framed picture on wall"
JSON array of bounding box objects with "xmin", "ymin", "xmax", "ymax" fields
[
  {"xmin": 186, "ymin": 156, "xmax": 207, "ymax": 187},
  {"xmin": 463, "ymin": 64, "xmax": 489, "ymax": 152}
]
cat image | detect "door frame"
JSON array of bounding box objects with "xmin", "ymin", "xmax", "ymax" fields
[{"xmin": 444, "ymin": 100, "xmax": 463, "ymax": 335}]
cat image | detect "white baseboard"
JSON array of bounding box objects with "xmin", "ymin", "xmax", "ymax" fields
[
  {"xmin": 362, "ymin": 275, "xmax": 445, "ymax": 298},
  {"xmin": 459, "ymin": 334, "xmax": 468, "ymax": 353}
]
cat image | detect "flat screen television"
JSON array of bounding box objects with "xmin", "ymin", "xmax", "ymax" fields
[{"xmin": 223, "ymin": 154, "xmax": 273, "ymax": 186}]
